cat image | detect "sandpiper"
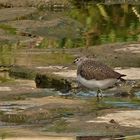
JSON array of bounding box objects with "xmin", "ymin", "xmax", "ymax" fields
[{"xmin": 74, "ymin": 56, "xmax": 126, "ymax": 97}]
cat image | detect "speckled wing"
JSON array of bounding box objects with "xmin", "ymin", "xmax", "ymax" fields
[{"xmin": 77, "ymin": 60, "xmax": 125, "ymax": 80}]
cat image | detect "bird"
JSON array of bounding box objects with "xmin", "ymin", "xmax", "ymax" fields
[{"xmin": 73, "ymin": 56, "xmax": 126, "ymax": 97}]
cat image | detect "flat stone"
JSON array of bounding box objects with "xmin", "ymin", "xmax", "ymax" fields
[
  {"xmin": 0, "ymin": 86, "xmax": 11, "ymax": 91},
  {"xmin": 86, "ymin": 110, "xmax": 140, "ymax": 128}
]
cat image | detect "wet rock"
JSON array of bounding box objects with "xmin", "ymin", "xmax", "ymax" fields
[
  {"xmin": 8, "ymin": 65, "xmax": 74, "ymax": 91},
  {"xmin": 35, "ymin": 72, "xmax": 71, "ymax": 92},
  {"xmin": 135, "ymin": 80, "xmax": 140, "ymax": 88},
  {"xmin": 114, "ymin": 92, "xmax": 132, "ymax": 97},
  {"xmin": 76, "ymin": 136, "xmax": 125, "ymax": 140},
  {"xmin": 8, "ymin": 64, "xmax": 140, "ymax": 94},
  {"xmin": 109, "ymin": 119, "xmax": 117, "ymax": 124},
  {"xmin": 76, "ymin": 136, "xmax": 101, "ymax": 140}
]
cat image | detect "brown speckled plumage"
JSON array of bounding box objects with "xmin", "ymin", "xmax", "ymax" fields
[{"xmin": 77, "ymin": 59, "xmax": 125, "ymax": 80}]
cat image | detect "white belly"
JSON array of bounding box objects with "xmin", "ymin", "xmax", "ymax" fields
[{"xmin": 77, "ymin": 75, "xmax": 117, "ymax": 89}]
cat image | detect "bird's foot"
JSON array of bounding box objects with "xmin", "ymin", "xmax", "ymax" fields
[{"xmin": 97, "ymin": 89, "xmax": 103, "ymax": 98}]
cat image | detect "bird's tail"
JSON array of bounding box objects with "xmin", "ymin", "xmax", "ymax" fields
[
  {"xmin": 120, "ymin": 78, "xmax": 126, "ymax": 83},
  {"xmin": 119, "ymin": 74, "xmax": 126, "ymax": 83}
]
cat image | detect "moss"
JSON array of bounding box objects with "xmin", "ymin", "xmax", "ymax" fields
[
  {"xmin": 50, "ymin": 108, "xmax": 75, "ymax": 118},
  {"xmin": 9, "ymin": 66, "xmax": 36, "ymax": 80},
  {"xmin": 0, "ymin": 114, "xmax": 27, "ymax": 124},
  {"xmin": 11, "ymin": 95, "xmax": 26, "ymax": 101},
  {"xmin": 0, "ymin": 132, "xmax": 12, "ymax": 140},
  {"xmin": 46, "ymin": 119, "xmax": 69, "ymax": 133},
  {"xmin": 0, "ymin": 76, "xmax": 12, "ymax": 83},
  {"xmin": 0, "ymin": 24, "xmax": 16, "ymax": 35},
  {"xmin": 0, "ymin": 112, "xmax": 50, "ymax": 124},
  {"xmin": 0, "ymin": 111, "xmax": 4, "ymax": 115}
]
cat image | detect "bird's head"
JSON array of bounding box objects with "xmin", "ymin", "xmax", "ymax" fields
[{"xmin": 73, "ymin": 56, "xmax": 88, "ymax": 66}]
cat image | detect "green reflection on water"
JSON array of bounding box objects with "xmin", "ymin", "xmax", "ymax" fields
[
  {"xmin": 1, "ymin": 3, "xmax": 140, "ymax": 48},
  {"xmin": 0, "ymin": 46, "xmax": 74, "ymax": 66},
  {"xmin": 0, "ymin": 2, "xmax": 140, "ymax": 66},
  {"xmin": 68, "ymin": 3, "xmax": 140, "ymax": 46},
  {"xmin": 34, "ymin": 3, "xmax": 140, "ymax": 48}
]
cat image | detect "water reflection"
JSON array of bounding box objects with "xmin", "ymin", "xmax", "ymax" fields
[
  {"xmin": 0, "ymin": 47, "xmax": 74, "ymax": 66},
  {"xmin": 76, "ymin": 90, "xmax": 140, "ymax": 109},
  {"xmin": 69, "ymin": 3, "xmax": 140, "ymax": 46},
  {"xmin": 105, "ymin": 100, "xmax": 140, "ymax": 109},
  {"xmin": 0, "ymin": 3, "xmax": 140, "ymax": 49},
  {"xmin": 27, "ymin": 3, "xmax": 140, "ymax": 48}
]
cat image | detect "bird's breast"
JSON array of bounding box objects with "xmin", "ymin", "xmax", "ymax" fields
[{"xmin": 77, "ymin": 75, "xmax": 117, "ymax": 89}]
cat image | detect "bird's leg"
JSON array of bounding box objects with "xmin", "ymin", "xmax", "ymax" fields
[
  {"xmin": 97, "ymin": 89, "xmax": 100, "ymax": 98},
  {"xmin": 97, "ymin": 88, "xmax": 103, "ymax": 98},
  {"xmin": 99, "ymin": 89, "xmax": 103, "ymax": 97}
]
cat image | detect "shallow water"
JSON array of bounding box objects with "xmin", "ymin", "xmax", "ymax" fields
[
  {"xmin": 0, "ymin": 103, "xmax": 35, "ymax": 114},
  {"xmin": 0, "ymin": 71, "xmax": 140, "ymax": 115},
  {"xmin": 1, "ymin": 2, "xmax": 140, "ymax": 47},
  {"xmin": 0, "ymin": 72, "xmax": 140, "ymax": 138},
  {"xmin": 0, "ymin": 1, "xmax": 140, "ymax": 138}
]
